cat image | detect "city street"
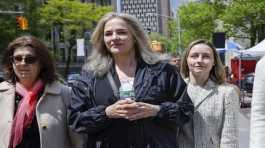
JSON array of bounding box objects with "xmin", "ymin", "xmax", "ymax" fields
[{"xmin": 240, "ymin": 107, "xmax": 251, "ymax": 148}]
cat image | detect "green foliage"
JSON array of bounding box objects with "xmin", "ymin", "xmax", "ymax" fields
[
  {"xmin": 172, "ymin": 0, "xmax": 265, "ymax": 48},
  {"xmin": 160, "ymin": 1, "xmax": 220, "ymax": 54},
  {"xmin": 178, "ymin": 2, "xmax": 216, "ymax": 48},
  {"xmin": 0, "ymin": 0, "xmax": 22, "ymax": 9},
  {"xmin": 221, "ymin": 0, "xmax": 265, "ymax": 45},
  {"xmin": 38, "ymin": 0, "xmax": 112, "ymax": 77},
  {"xmin": 0, "ymin": 0, "xmax": 43, "ymax": 53},
  {"xmin": 38, "ymin": 0, "xmax": 112, "ymax": 37},
  {"xmin": 0, "ymin": 15, "xmax": 17, "ymax": 51},
  {"xmin": 149, "ymin": 18, "xmax": 184, "ymax": 54},
  {"xmin": 167, "ymin": 19, "xmax": 181, "ymax": 53}
]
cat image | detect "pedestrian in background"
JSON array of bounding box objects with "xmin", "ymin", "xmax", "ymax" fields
[
  {"xmin": 250, "ymin": 56, "xmax": 265, "ymax": 148},
  {"xmin": 68, "ymin": 12, "xmax": 194, "ymax": 148},
  {"xmin": 179, "ymin": 39, "xmax": 239, "ymax": 148},
  {"xmin": 0, "ymin": 36, "xmax": 80, "ymax": 148},
  {"xmin": 169, "ymin": 52, "xmax": 181, "ymax": 71}
]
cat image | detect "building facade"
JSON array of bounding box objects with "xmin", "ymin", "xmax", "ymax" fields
[
  {"xmin": 80, "ymin": 0, "xmax": 112, "ymax": 5},
  {"xmin": 113, "ymin": 0, "xmax": 171, "ymax": 36}
]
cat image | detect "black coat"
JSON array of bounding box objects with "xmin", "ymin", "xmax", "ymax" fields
[{"xmin": 69, "ymin": 61, "xmax": 194, "ymax": 148}]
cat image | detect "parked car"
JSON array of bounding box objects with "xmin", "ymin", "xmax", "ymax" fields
[
  {"xmin": 67, "ymin": 73, "xmax": 80, "ymax": 86},
  {"xmin": 242, "ymin": 72, "xmax": 255, "ymax": 93},
  {"xmin": 239, "ymin": 73, "xmax": 254, "ymax": 108}
]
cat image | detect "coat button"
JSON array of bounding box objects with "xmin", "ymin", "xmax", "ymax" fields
[
  {"xmin": 41, "ymin": 123, "xmax": 48, "ymax": 129},
  {"xmin": 42, "ymin": 124, "xmax": 48, "ymax": 129}
]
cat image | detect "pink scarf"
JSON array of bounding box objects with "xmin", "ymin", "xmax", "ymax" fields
[{"xmin": 9, "ymin": 80, "xmax": 44, "ymax": 148}]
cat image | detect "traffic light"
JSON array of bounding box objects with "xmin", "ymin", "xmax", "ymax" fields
[
  {"xmin": 16, "ymin": 16, "xmax": 22, "ymax": 29},
  {"xmin": 20, "ymin": 17, "xmax": 28, "ymax": 30},
  {"xmin": 16, "ymin": 16, "xmax": 28, "ymax": 30},
  {"xmin": 151, "ymin": 40, "xmax": 163, "ymax": 53}
]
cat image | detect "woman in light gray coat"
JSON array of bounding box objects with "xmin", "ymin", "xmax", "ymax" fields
[
  {"xmin": 179, "ymin": 39, "xmax": 239, "ymax": 148},
  {"xmin": 0, "ymin": 36, "xmax": 80, "ymax": 148},
  {"xmin": 250, "ymin": 56, "xmax": 265, "ymax": 148}
]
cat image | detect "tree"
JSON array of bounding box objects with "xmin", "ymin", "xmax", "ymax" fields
[
  {"xmin": 38, "ymin": 0, "xmax": 112, "ymax": 77},
  {"xmin": 149, "ymin": 1, "xmax": 219, "ymax": 54},
  {"xmin": 0, "ymin": 0, "xmax": 42, "ymax": 55},
  {"xmin": 0, "ymin": 14, "xmax": 17, "ymax": 54},
  {"xmin": 166, "ymin": 19, "xmax": 184, "ymax": 54},
  {"xmin": 221, "ymin": 0, "xmax": 265, "ymax": 46},
  {"xmin": 165, "ymin": 1, "xmax": 226, "ymax": 54},
  {"xmin": 0, "ymin": 0, "xmax": 23, "ymax": 54},
  {"xmin": 177, "ymin": 2, "xmax": 217, "ymax": 48}
]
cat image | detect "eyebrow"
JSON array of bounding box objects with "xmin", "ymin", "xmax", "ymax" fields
[
  {"xmin": 13, "ymin": 54, "xmax": 36, "ymax": 57},
  {"xmin": 104, "ymin": 28, "xmax": 129, "ymax": 32}
]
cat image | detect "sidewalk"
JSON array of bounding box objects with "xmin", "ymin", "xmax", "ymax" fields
[{"xmin": 239, "ymin": 108, "xmax": 251, "ymax": 148}]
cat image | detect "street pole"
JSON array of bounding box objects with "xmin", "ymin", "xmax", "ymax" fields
[
  {"xmin": 239, "ymin": 52, "xmax": 242, "ymax": 90},
  {"xmin": 177, "ymin": 12, "xmax": 181, "ymax": 52},
  {"xmin": 116, "ymin": 0, "xmax": 121, "ymax": 13}
]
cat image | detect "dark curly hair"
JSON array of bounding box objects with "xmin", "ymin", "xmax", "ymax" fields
[{"xmin": 2, "ymin": 35, "xmax": 57, "ymax": 84}]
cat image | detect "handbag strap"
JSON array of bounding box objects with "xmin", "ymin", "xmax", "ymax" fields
[{"xmin": 107, "ymin": 72, "xmax": 119, "ymax": 99}]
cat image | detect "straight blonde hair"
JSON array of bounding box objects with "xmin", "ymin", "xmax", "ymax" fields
[{"xmin": 83, "ymin": 12, "xmax": 160, "ymax": 77}]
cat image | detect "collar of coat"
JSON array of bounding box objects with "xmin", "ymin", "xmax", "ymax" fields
[
  {"xmin": 0, "ymin": 81, "xmax": 62, "ymax": 95},
  {"xmin": 184, "ymin": 78, "xmax": 217, "ymax": 109}
]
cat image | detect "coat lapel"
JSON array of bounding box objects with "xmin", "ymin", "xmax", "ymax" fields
[
  {"xmin": 37, "ymin": 81, "xmax": 61, "ymax": 105},
  {"xmin": 0, "ymin": 81, "xmax": 15, "ymax": 119},
  {"xmin": 0, "ymin": 81, "xmax": 15, "ymax": 147},
  {"xmin": 187, "ymin": 79, "xmax": 216, "ymax": 109},
  {"xmin": 43, "ymin": 81, "xmax": 61, "ymax": 95}
]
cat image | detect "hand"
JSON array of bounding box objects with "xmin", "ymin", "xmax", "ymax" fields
[
  {"xmin": 105, "ymin": 99, "xmax": 138, "ymax": 119},
  {"xmin": 126, "ymin": 102, "xmax": 160, "ymax": 121}
]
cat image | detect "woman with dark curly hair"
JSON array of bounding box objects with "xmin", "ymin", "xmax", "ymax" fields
[{"xmin": 0, "ymin": 35, "xmax": 79, "ymax": 148}]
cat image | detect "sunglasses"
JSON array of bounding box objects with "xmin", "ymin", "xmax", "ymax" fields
[{"xmin": 12, "ymin": 55, "xmax": 38, "ymax": 64}]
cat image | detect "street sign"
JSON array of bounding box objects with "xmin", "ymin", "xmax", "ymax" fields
[
  {"xmin": 76, "ymin": 38, "xmax": 85, "ymax": 56},
  {"xmin": 0, "ymin": 10, "xmax": 24, "ymax": 14}
]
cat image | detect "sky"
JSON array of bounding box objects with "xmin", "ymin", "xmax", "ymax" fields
[{"xmin": 170, "ymin": 0, "xmax": 189, "ymax": 16}]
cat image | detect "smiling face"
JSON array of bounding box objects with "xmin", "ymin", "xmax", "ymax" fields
[
  {"xmin": 187, "ymin": 43, "xmax": 215, "ymax": 79},
  {"xmin": 103, "ymin": 18, "xmax": 135, "ymax": 56},
  {"xmin": 12, "ymin": 46, "xmax": 41, "ymax": 87}
]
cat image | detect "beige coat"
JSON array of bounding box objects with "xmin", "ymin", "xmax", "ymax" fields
[
  {"xmin": 178, "ymin": 79, "xmax": 239, "ymax": 148},
  {"xmin": 0, "ymin": 81, "xmax": 81, "ymax": 148}
]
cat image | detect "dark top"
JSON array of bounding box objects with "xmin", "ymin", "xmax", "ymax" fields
[
  {"xmin": 69, "ymin": 61, "xmax": 194, "ymax": 148},
  {"xmin": 14, "ymin": 89, "xmax": 44, "ymax": 148}
]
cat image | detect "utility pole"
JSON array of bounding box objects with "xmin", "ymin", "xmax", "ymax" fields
[
  {"xmin": 177, "ymin": 11, "xmax": 181, "ymax": 51},
  {"xmin": 116, "ymin": 0, "xmax": 121, "ymax": 13}
]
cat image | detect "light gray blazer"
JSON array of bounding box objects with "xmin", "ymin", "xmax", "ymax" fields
[
  {"xmin": 178, "ymin": 79, "xmax": 239, "ymax": 148},
  {"xmin": 250, "ymin": 57, "xmax": 265, "ymax": 148},
  {"xmin": 0, "ymin": 81, "xmax": 84, "ymax": 148}
]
